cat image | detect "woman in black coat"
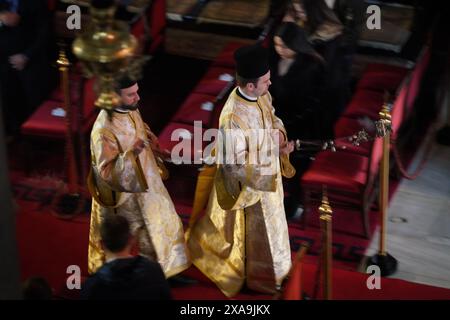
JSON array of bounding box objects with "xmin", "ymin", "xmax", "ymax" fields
[
  {"xmin": 283, "ymin": 0, "xmax": 353, "ymax": 126},
  {"xmin": 270, "ymin": 22, "xmax": 328, "ymax": 219},
  {"xmin": 270, "ymin": 22, "xmax": 326, "ymax": 140}
]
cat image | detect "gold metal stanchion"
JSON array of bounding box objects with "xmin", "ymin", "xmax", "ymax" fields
[
  {"xmin": 319, "ymin": 186, "xmax": 333, "ymax": 300},
  {"xmin": 379, "ymin": 103, "xmax": 390, "ymax": 256},
  {"xmin": 368, "ymin": 101, "xmax": 398, "ymax": 276}
]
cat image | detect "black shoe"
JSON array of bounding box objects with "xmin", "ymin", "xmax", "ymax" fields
[
  {"xmin": 289, "ymin": 206, "xmax": 303, "ymax": 221},
  {"xmin": 167, "ymin": 275, "xmax": 198, "ymax": 287},
  {"xmin": 284, "ymin": 196, "xmax": 302, "ymax": 220}
]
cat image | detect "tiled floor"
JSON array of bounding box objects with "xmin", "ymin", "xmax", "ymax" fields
[{"xmin": 364, "ymin": 136, "xmax": 450, "ymax": 289}]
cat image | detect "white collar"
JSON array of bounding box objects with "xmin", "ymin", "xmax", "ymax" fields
[
  {"xmin": 105, "ymin": 255, "xmax": 133, "ymax": 263},
  {"xmin": 237, "ymin": 87, "xmax": 257, "ymax": 101},
  {"xmin": 106, "ymin": 257, "xmax": 117, "ymax": 263},
  {"xmin": 115, "ymin": 107, "xmax": 132, "ymax": 113}
]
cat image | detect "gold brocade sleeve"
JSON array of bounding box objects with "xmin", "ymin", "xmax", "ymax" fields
[
  {"xmin": 143, "ymin": 122, "xmax": 170, "ymax": 180},
  {"xmin": 143, "ymin": 123, "xmax": 162, "ymax": 153},
  {"xmin": 91, "ymin": 129, "xmax": 148, "ymax": 193},
  {"xmin": 219, "ymin": 114, "xmax": 277, "ymax": 193}
]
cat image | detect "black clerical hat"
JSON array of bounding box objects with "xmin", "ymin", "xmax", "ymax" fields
[
  {"xmin": 117, "ymin": 74, "xmax": 137, "ymax": 89},
  {"xmin": 234, "ymin": 44, "xmax": 269, "ymax": 79}
]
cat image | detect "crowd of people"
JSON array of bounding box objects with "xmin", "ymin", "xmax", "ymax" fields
[{"xmin": 11, "ymin": 0, "xmax": 446, "ymax": 301}]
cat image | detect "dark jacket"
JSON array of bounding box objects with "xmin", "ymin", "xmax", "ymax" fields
[
  {"xmin": 312, "ymin": 35, "xmax": 350, "ymax": 135},
  {"xmin": 0, "ymin": 0, "xmax": 49, "ymax": 60},
  {"xmin": 80, "ymin": 256, "xmax": 172, "ymax": 300},
  {"xmin": 270, "ymin": 49, "xmax": 326, "ymax": 139}
]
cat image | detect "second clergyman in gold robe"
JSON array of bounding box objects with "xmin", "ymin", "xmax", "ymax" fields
[{"xmin": 187, "ymin": 44, "xmax": 296, "ymax": 297}]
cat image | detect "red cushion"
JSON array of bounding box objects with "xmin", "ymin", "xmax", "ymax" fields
[
  {"xmin": 334, "ymin": 117, "xmax": 368, "ymax": 138},
  {"xmin": 49, "ymin": 73, "xmax": 83, "ymax": 104},
  {"xmin": 342, "ymin": 83, "xmax": 407, "ymax": 143},
  {"xmin": 301, "ymin": 151, "xmax": 370, "ymax": 193},
  {"xmin": 212, "ymin": 42, "xmax": 247, "ymax": 68},
  {"xmin": 357, "ymin": 63, "xmax": 409, "ymax": 93},
  {"xmin": 343, "ymin": 89, "xmax": 385, "ymax": 119},
  {"xmin": 357, "ymin": 72, "xmax": 406, "ymax": 93},
  {"xmin": 48, "ymin": 76, "xmax": 96, "ymax": 120},
  {"xmin": 363, "ymin": 63, "xmax": 409, "ymax": 77},
  {"xmin": 21, "ymin": 100, "xmax": 96, "ymax": 138},
  {"xmin": 172, "ymin": 93, "xmax": 217, "ymax": 127},
  {"xmin": 194, "ymin": 67, "xmax": 235, "ymax": 96},
  {"xmin": 158, "ymin": 122, "xmax": 208, "ymax": 164}
]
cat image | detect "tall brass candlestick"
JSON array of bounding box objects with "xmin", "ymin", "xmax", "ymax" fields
[
  {"xmin": 368, "ymin": 101, "xmax": 398, "ymax": 276},
  {"xmin": 72, "ymin": 0, "xmax": 138, "ymax": 111},
  {"xmin": 378, "ymin": 104, "xmax": 391, "ymax": 256},
  {"xmin": 50, "ymin": 49, "xmax": 88, "ymax": 218}
]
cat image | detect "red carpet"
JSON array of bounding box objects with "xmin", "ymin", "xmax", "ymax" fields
[
  {"xmin": 11, "ymin": 162, "xmax": 450, "ymax": 300},
  {"xmin": 172, "ymin": 261, "xmax": 450, "ymax": 300},
  {"xmin": 15, "ymin": 189, "xmax": 450, "ymax": 300},
  {"xmin": 302, "ymin": 262, "xmax": 450, "ymax": 300}
]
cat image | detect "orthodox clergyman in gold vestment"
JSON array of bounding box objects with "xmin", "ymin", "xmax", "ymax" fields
[
  {"xmin": 87, "ymin": 76, "xmax": 190, "ymax": 278},
  {"xmin": 187, "ymin": 44, "xmax": 296, "ymax": 297}
]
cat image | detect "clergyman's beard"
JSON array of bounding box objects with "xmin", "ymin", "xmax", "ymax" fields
[{"xmin": 122, "ymin": 103, "xmax": 139, "ymax": 111}]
